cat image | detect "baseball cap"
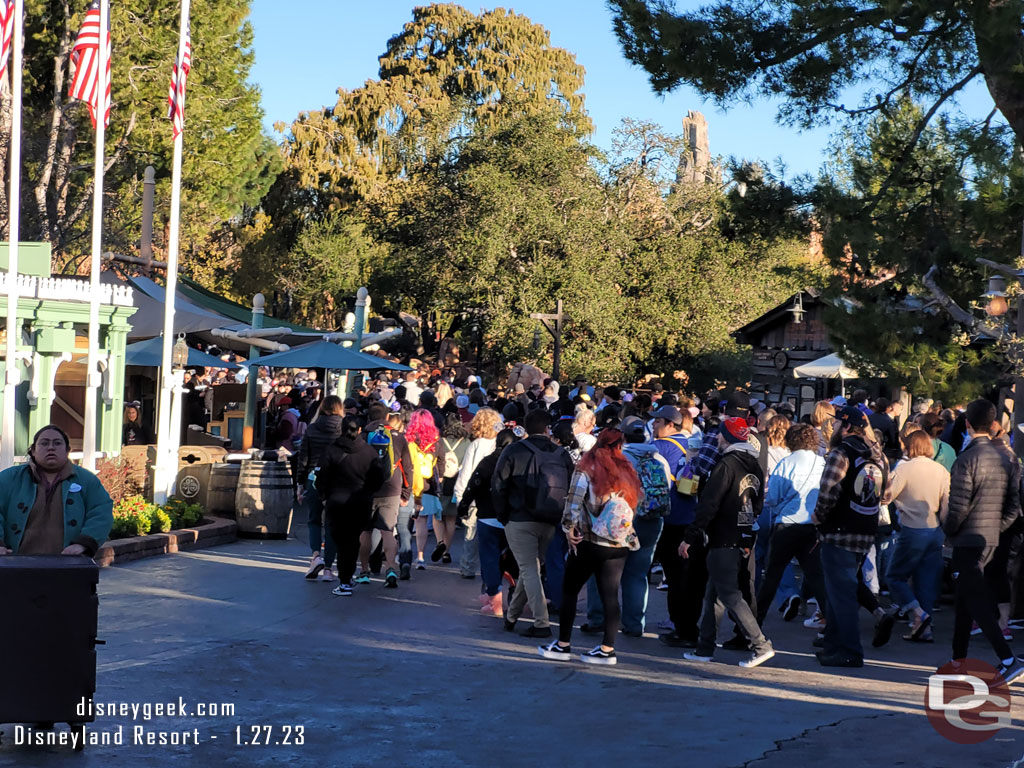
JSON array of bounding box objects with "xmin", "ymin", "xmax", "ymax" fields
[
  {"xmin": 620, "ymin": 415, "xmax": 647, "ymax": 440},
  {"xmin": 724, "ymin": 391, "xmax": 751, "ymax": 417},
  {"xmin": 651, "ymin": 405, "xmax": 683, "ymax": 426},
  {"xmin": 838, "ymin": 405, "xmax": 868, "ymax": 429},
  {"xmin": 831, "ymin": 395, "xmax": 848, "ymax": 407},
  {"xmin": 721, "ymin": 416, "xmax": 750, "ymax": 444}
]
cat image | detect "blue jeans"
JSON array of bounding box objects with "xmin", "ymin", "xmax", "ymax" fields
[
  {"xmin": 305, "ymin": 478, "xmax": 336, "ymax": 568},
  {"xmin": 397, "ymin": 500, "xmax": 414, "ymax": 566},
  {"xmin": 862, "ymin": 528, "xmax": 894, "ymax": 594},
  {"xmin": 886, "ymin": 526, "xmax": 944, "ymax": 615},
  {"xmin": 544, "ymin": 527, "xmax": 568, "ymax": 610},
  {"xmin": 587, "ymin": 516, "xmax": 664, "ymax": 633},
  {"xmin": 477, "ymin": 522, "xmax": 506, "ymax": 597},
  {"xmin": 820, "ymin": 542, "xmax": 865, "ymax": 661}
]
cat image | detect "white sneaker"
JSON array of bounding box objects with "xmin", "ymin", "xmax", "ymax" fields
[
  {"xmin": 319, "ymin": 567, "xmax": 337, "ymax": 582},
  {"xmin": 305, "ymin": 553, "xmax": 324, "ymax": 580},
  {"xmin": 739, "ymin": 648, "xmax": 776, "ymax": 668},
  {"xmin": 683, "ymin": 651, "xmax": 713, "ymax": 662},
  {"xmin": 804, "ymin": 610, "xmax": 825, "ymax": 630}
]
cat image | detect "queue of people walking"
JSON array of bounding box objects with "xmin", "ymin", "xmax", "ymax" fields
[{"xmin": 296, "ymin": 368, "xmax": 1024, "ymax": 680}]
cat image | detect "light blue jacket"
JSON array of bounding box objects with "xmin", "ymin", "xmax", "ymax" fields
[
  {"xmin": 0, "ymin": 463, "xmax": 113, "ymax": 554},
  {"xmin": 764, "ymin": 449, "xmax": 825, "ymax": 526}
]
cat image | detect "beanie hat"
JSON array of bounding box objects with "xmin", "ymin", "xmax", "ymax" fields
[
  {"xmin": 456, "ymin": 395, "xmax": 470, "ymax": 409},
  {"xmin": 721, "ymin": 417, "xmax": 749, "ymax": 444}
]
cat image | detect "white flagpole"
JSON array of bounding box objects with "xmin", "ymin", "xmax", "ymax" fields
[
  {"xmin": 82, "ymin": 0, "xmax": 109, "ymax": 472},
  {"xmin": 1, "ymin": 0, "xmax": 24, "ymax": 468},
  {"xmin": 153, "ymin": 0, "xmax": 190, "ymax": 503}
]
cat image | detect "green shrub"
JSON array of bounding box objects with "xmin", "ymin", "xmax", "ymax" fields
[
  {"xmin": 163, "ymin": 498, "xmax": 204, "ymax": 529},
  {"xmin": 111, "ymin": 495, "xmax": 153, "ymax": 539},
  {"xmin": 149, "ymin": 507, "xmax": 173, "ymax": 534}
]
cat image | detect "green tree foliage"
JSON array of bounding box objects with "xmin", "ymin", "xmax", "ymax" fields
[
  {"xmin": 609, "ymin": 1, "xmax": 1024, "ymax": 145},
  {"xmin": 240, "ymin": 4, "xmax": 809, "ymax": 386},
  {"xmin": 0, "ymin": 0, "xmax": 277, "ymax": 273},
  {"xmin": 815, "ymin": 101, "xmax": 1022, "ymax": 399}
]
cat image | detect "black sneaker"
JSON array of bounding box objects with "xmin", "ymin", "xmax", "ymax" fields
[
  {"xmin": 719, "ymin": 635, "xmax": 751, "ymax": 652},
  {"xmin": 331, "ymin": 584, "xmax": 353, "ymax": 597},
  {"xmin": 872, "ymin": 612, "xmax": 896, "ymax": 648},
  {"xmin": 520, "ymin": 625, "xmax": 553, "ymax": 639},
  {"xmin": 442, "ymin": 552, "xmax": 452, "ymax": 564},
  {"xmin": 781, "ymin": 595, "xmax": 801, "ymax": 622},
  {"xmin": 538, "ymin": 641, "xmax": 573, "ymax": 661},
  {"xmin": 385, "ymin": 569, "xmax": 398, "ymax": 588},
  {"xmin": 431, "ymin": 541, "xmax": 447, "ymax": 562},
  {"xmin": 997, "ymin": 657, "xmax": 1024, "ymax": 685},
  {"xmin": 399, "ymin": 563, "xmax": 411, "ymax": 580},
  {"xmin": 581, "ymin": 646, "xmax": 617, "ymax": 665},
  {"xmin": 503, "ymin": 618, "xmax": 517, "ymax": 632},
  {"xmin": 579, "ymin": 623, "xmax": 604, "ymax": 635},
  {"xmin": 659, "ymin": 631, "xmax": 696, "ymax": 648},
  {"xmin": 816, "ymin": 651, "xmax": 863, "ymax": 668}
]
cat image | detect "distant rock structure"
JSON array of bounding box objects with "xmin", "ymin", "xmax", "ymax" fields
[{"xmin": 678, "ymin": 110, "xmax": 711, "ymax": 184}]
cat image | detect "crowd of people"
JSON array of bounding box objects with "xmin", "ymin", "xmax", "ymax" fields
[{"xmin": 290, "ymin": 367, "xmax": 1024, "ymax": 678}]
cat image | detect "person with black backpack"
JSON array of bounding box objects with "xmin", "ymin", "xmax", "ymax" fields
[
  {"xmin": 812, "ymin": 406, "xmax": 892, "ymax": 667},
  {"xmin": 492, "ymin": 410, "xmax": 575, "ymax": 638}
]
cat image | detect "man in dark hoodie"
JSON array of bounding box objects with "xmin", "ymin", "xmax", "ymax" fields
[
  {"xmin": 812, "ymin": 406, "xmax": 891, "ymax": 668},
  {"xmin": 492, "ymin": 409, "xmax": 575, "ymax": 638},
  {"xmin": 317, "ymin": 415, "xmax": 387, "ymax": 597},
  {"xmin": 681, "ymin": 417, "xmax": 775, "ymax": 669},
  {"xmin": 945, "ymin": 399, "xmax": 1024, "ymax": 682},
  {"xmin": 296, "ymin": 396, "xmax": 346, "ymax": 582}
]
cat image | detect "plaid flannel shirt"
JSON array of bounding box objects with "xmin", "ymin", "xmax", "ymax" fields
[
  {"xmin": 814, "ymin": 445, "xmax": 874, "ymax": 555},
  {"xmin": 692, "ymin": 424, "xmax": 721, "ymax": 480},
  {"xmin": 561, "ymin": 469, "xmax": 636, "ymax": 549}
]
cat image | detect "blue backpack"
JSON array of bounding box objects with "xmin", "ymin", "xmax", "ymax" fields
[{"xmin": 633, "ymin": 454, "xmax": 670, "ymax": 518}]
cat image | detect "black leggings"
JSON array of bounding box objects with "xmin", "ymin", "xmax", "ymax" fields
[{"xmin": 559, "ymin": 541, "xmax": 628, "ymax": 648}]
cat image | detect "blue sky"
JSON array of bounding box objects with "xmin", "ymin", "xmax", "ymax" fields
[{"xmin": 247, "ymin": 1, "xmax": 998, "ymax": 179}]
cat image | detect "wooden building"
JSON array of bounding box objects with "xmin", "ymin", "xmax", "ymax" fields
[{"xmin": 732, "ymin": 289, "xmax": 835, "ymax": 416}]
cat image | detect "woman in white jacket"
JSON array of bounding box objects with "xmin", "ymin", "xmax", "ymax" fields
[{"xmin": 453, "ymin": 407, "xmax": 502, "ymax": 580}]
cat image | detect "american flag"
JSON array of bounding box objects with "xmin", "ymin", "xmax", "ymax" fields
[
  {"xmin": 68, "ymin": 0, "xmax": 111, "ymax": 129},
  {"xmin": 0, "ymin": 0, "xmax": 15, "ymax": 84},
  {"xmin": 167, "ymin": 22, "xmax": 191, "ymax": 138}
]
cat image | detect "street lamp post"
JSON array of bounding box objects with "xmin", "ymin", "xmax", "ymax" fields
[
  {"xmin": 530, "ymin": 299, "xmax": 571, "ymax": 381},
  {"xmin": 978, "ymin": 259, "xmax": 1024, "ymax": 459}
]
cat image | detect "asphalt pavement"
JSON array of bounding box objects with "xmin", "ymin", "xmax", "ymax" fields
[{"xmin": 0, "ymin": 530, "xmax": 1022, "ymax": 768}]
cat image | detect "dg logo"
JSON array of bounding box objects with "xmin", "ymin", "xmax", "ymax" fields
[{"xmin": 926, "ymin": 659, "xmax": 1011, "ymax": 744}]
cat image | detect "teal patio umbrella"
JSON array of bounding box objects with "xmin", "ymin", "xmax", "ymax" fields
[
  {"xmin": 251, "ymin": 340, "xmax": 411, "ymax": 372},
  {"xmin": 125, "ymin": 336, "xmax": 240, "ymax": 369}
]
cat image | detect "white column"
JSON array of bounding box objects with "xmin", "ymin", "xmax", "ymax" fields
[
  {"xmin": 82, "ymin": 0, "xmax": 110, "ymax": 471},
  {"xmin": 1, "ymin": 0, "xmax": 25, "ymax": 467},
  {"xmin": 153, "ymin": 0, "xmax": 191, "ymax": 503}
]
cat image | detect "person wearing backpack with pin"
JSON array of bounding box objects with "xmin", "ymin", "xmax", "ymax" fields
[
  {"xmin": 537, "ymin": 428, "xmax": 642, "ymax": 665},
  {"xmin": 492, "ymin": 410, "xmax": 575, "ymax": 638},
  {"xmin": 581, "ymin": 416, "xmax": 671, "ymax": 636}
]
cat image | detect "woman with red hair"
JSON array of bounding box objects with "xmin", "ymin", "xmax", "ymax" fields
[
  {"xmin": 406, "ymin": 409, "xmax": 441, "ymax": 569},
  {"xmin": 539, "ymin": 429, "xmax": 641, "ymax": 666}
]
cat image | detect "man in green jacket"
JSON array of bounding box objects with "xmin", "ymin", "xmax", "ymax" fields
[{"xmin": 0, "ymin": 425, "xmax": 113, "ymax": 556}]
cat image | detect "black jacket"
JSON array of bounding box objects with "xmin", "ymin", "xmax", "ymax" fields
[
  {"xmin": 491, "ymin": 435, "xmax": 574, "ymax": 525},
  {"xmin": 868, "ymin": 411, "xmax": 900, "ymax": 464},
  {"xmin": 686, "ymin": 443, "xmax": 764, "ymax": 549},
  {"xmin": 296, "ymin": 414, "xmax": 343, "ymax": 485},
  {"xmin": 458, "ymin": 449, "xmax": 502, "ymax": 521},
  {"xmin": 317, "ymin": 436, "xmax": 387, "ymax": 517},
  {"xmin": 945, "ymin": 435, "xmax": 1021, "ymax": 549}
]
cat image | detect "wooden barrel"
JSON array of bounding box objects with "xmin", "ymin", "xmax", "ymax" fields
[
  {"xmin": 234, "ymin": 460, "xmax": 294, "ymax": 539},
  {"xmin": 207, "ymin": 463, "xmax": 242, "ymax": 517}
]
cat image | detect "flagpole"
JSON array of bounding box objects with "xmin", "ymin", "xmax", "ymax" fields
[
  {"xmin": 1, "ymin": 0, "xmax": 24, "ymax": 468},
  {"xmin": 153, "ymin": 0, "xmax": 190, "ymax": 504},
  {"xmin": 82, "ymin": 0, "xmax": 108, "ymax": 472}
]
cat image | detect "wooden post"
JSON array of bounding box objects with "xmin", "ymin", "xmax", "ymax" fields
[{"xmin": 530, "ymin": 299, "xmax": 571, "ymax": 381}]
